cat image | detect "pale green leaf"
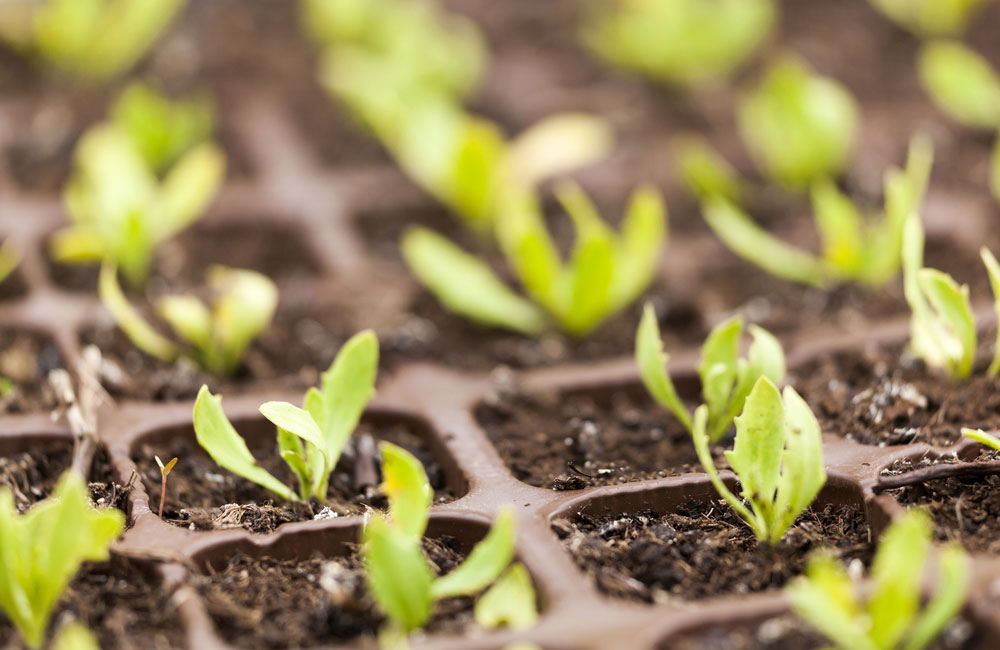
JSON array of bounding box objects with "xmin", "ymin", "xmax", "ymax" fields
[
  {"xmin": 495, "ymin": 192, "xmax": 562, "ymax": 313},
  {"xmin": 771, "ymin": 386, "xmax": 826, "ymax": 544},
  {"xmin": 505, "ymin": 113, "xmax": 613, "ymax": 189},
  {"xmin": 919, "ymin": 40, "xmax": 1000, "ymax": 130},
  {"xmin": 902, "ymin": 544, "xmax": 969, "ymax": 650},
  {"xmin": 259, "ymin": 402, "xmax": 326, "ymax": 451},
  {"xmin": 691, "ymin": 405, "xmax": 758, "ymax": 535},
  {"xmin": 812, "ymin": 177, "xmax": 863, "ymax": 278},
  {"xmin": 867, "ymin": 510, "xmax": 932, "ymax": 649},
  {"xmin": 380, "ymin": 442, "xmax": 432, "ymax": 539},
  {"xmin": 446, "ymin": 116, "xmax": 505, "ymax": 230},
  {"xmin": 699, "ymin": 315, "xmax": 742, "ymax": 427},
  {"xmin": 786, "ymin": 554, "xmax": 879, "ymax": 650},
  {"xmin": 0, "ymin": 240, "xmax": 20, "ymax": 287},
  {"xmin": 611, "ymin": 184, "xmax": 667, "ymax": 311},
  {"xmin": 474, "ymin": 563, "xmax": 538, "ymax": 630},
  {"xmin": 982, "ymin": 247, "xmax": 1000, "ymax": 377},
  {"xmin": 869, "ymin": 0, "xmax": 989, "ymax": 37},
  {"xmin": 112, "ymin": 82, "xmax": 213, "ymax": 173},
  {"xmin": 675, "ymin": 135, "xmax": 742, "ymax": 202},
  {"xmin": 98, "ymin": 263, "xmax": 179, "ymax": 363},
  {"xmin": 635, "ymin": 303, "xmax": 692, "ymax": 431},
  {"xmin": 156, "ymin": 294, "xmax": 211, "ymax": 352},
  {"xmin": 431, "ymin": 506, "xmax": 516, "ymax": 599},
  {"xmin": 563, "ymin": 229, "xmax": 614, "ymax": 336},
  {"xmin": 51, "ymin": 622, "xmax": 100, "ymax": 650},
  {"xmin": 206, "ymin": 266, "xmax": 278, "ymax": 376},
  {"xmin": 961, "ymin": 427, "xmax": 1000, "ymax": 452},
  {"xmin": 917, "ymin": 268, "xmax": 975, "ymax": 379},
  {"xmin": 158, "ymin": 143, "xmax": 226, "ymax": 239},
  {"xmin": 362, "ymin": 516, "xmax": 434, "ymax": 632},
  {"xmin": 725, "ymin": 377, "xmax": 784, "ymax": 514}
]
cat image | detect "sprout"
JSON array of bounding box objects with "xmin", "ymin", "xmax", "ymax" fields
[
  {"xmin": 787, "ymin": 510, "xmax": 969, "ymax": 650},
  {"xmin": 0, "ymin": 0, "xmax": 184, "ymax": 80},
  {"xmin": 51, "ymin": 622, "xmax": 100, "ymax": 650},
  {"xmin": 637, "ymin": 302, "xmax": 785, "ymax": 443},
  {"xmin": 154, "ymin": 455, "xmax": 178, "ymax": 520},
  {"xmin": 580, "ymin": 0, "xmax": 775, "ymax": 87},
  {"xmin": 0, "ymin": 471, "xmax": 125, "ymax": 649},
  {"xmin": 693, "ymin": 377, "xmax": 826, "ymax": 545},
  {"xmin": 99, "ymin": 264, "xmax": 278, "ymax": 376},
  {"xmin": 401, "ymin": 181, "xmax": 666, "ymax": 337},
  {"xmin": 362, "ymin": 443, "xmax": 535, "ymax": 640},
  {"xmin": 918, "ymin": 40, "xmax": 1000, "ymax": 131},
  {"xmin": 738, "ymin": 54, "xmax": 859, "ymax": 191},
  {"xmin": 869, "ymin": 0, "xmax": 989, "ymax": 37},
  {"xmin": 192, "ymin": 330, "xmax": 377, "ymax": 502},
  {"xmin": 0, "ymin": 239, "xmax": 20, "ymax": 287},
  {"xmin": 697, "ymin": 135, "xmax": 933, "ymax": 288}
]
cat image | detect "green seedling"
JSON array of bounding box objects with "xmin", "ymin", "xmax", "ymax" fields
[
  {"xmin": 870, "ymin": 0, "xmax": 990, "ymax": 37},
  {"xmin": 580, "ymin": 0, "xmax": 775, "ymax": 87},
  {"xmin": 402, "ymin": 181, "xmax": 665, "ymax": 337},
  {"xmin": 51, "ymin": 118, "xmax": 225, "ymax": 288},
  {"xmin": 787, "ymin": 509, "xmax": 969, "ymax": 650},
  {"xmin": 100, "ymin": 263, "xmax": 278, "ymax": 376},
  {"xmin": 0, "ymin": 471, "xmax": 125, "ymax": 649},
  {"xmin": 362, "ymin": 442, "xmax": 535, "ymax": 643},
  {"xmin": 919, "ymin": 40, "xmax": 1000, "ymax": 131},
  {"xmin": 696, "ymin": 135, "xmax": 933, "ymax": 288},
  {"xmin": 693, "ymin": 377, "xmax": 826, "ymax": 545},
  {"xmin": 154, "ymin": 455, "xmax": 177, "ymax": 519},
  {"xmin": 51, "ymin": 622, "xmax": 101, "ymax": 650},
  {"xmin": 738, "ymin": 54, "xmax": 859, "ymax": 191},
  {"xmin": 992, "ymin": 137, "xmax": 1000, "ymax": 205},
  {"xmin": 0, "ymin": 239, "xmax": 20, "ymax": 287},
  {"xmin": 193, "ymin": 330, "xmax": 377, "ymax": 501},
  {"xmin": 637, "ymin": 302, "xmax": 785, "ymax": 443},
  {"xmin": 0, "ymin": 0, "xmax": 184, "ymax": 80},
  {"xmin": 963, "ymin": 427, "xmax": 1000, "ymax": 452}
]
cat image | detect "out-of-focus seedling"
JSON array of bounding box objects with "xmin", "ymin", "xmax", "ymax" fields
[
  {"xmin": 0, "ymin": 471, "xmax": 125, "ymax": 649},
  {"xmin": 919, "ymin": 40, "xmax": 1000, "ymax": 131},
  {"xmin": 0, "ymin": 240, "xmax": 20, "ymax": 287},
  {"xmin": 787, "ymin": 509, "xmax": 969, "ymax": 650},
  {"xmin": 402, "ymin": 181, "xmax": 665, "ymax": 337},
  {"xmin": 362, "ymin": 443, "xmax": 536, "ymax": 643},
  {"xmin": 99, "ymin": 264, "xmax": 278, "ymax": 376},
  {"xmin": 154, "ymin": 455, "xmax": 178, "ymax": 519},
  {"xmin": 637, "ymin": 302, "xmax": 785, "ymax": 443},
  {"xmin": 580, "ymin": 0, "xmax": 775, "ymax": 87},
  {"xmin": 0, "ymin": 0, "xmax": 184, "ymax": 79},
  {"xmin": 870, "ymin": 0, "xmax": 989, "ymax": 37},
  {"xmin": 51, "ymin": 622, "xmax": 101, "ymax": 650},
  {"xmin": 738, "ymin": 54, "xmax": 859, "ymax": 191},
  {"xmin": 694, "ymin": 377, "xmax": 826, "ymax": 545},
  {"xmin": 193, "ymin": 330, "xmax": 378, "ymax": 501}
]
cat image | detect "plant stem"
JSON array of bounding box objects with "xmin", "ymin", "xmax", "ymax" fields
[{"xmin": 159, "ymin": 476, "xmax": 167, "ymax": 519}]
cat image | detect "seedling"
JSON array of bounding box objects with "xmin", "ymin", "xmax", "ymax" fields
[
  {"xmin": 51, "ymin": 622, "xmax": 100, "ymax": 650},
  {"xmin": 738, "ymin": 54, "xmax": 859, "ymax": 191},
  {"xmin": 0, "ymin": 471, "xmax": 125, "ymax": 649},
  {"xmin": 870, "ymin": 0, "xmax": 990, "ymax": 37},
  {"xmin": 99, "ymin": 263, "xmax": 277, "ymax": 376},
  {"xmin": 787, "ymin": 509, "xmax": 969, "ymax": 650},
  {"xmin": 580, "ymin": 0, "xmax": 775, "ymax": 87},
  {"xmin": 693, "ymin": 377, "xmax": 826, "ymax": 545},
  {"xmin": 0, "ymin": 0, "xmax": 184, "ymax": 79},
  {"xmin": 193, "ymin": 330, "xmax": 378, "ymax": 501},
  {"xmin": 919, "ymin": 40, "xmax": 1000, "ymax": 131},
  {"xmin": 50, "ymin": 86, "xmax": 225, "ymax": 288},
  {"xmin": 362, "ymin": 442, "xmax": 536, "ymax": 642},
  {"xmin": 637, "ymin": 302, "xmax": 785, "ymax": 443},
  {"xmin": 402, "ymin": 181, "xmax": 665, "ymax": 337},
  {"xmin": 0, "ymin": 239, "xmax": 20, "ymax": 287},
  {"xmin": 154, "ymin": 455, "xmax": 178, "ymax": 519},
  {"xmin": 694, "ymin": 135, "xmax": 933, "ymax": 288}
]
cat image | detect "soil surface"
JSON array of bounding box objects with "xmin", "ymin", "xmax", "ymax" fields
[
  {"xmin": 0, "ymin": 271, "xmax": 28, "ymax": 302},
  {"xmin": 194, "ymin": 538, "xmax": 474, "ymax": 649},
  {"xmin": 0, "ymin": 443, "xmax": 126, "ymax": 513},
  {"xmin": 0, "ymin": 329, "xmax": 63, "ymax": 414},
  {"xmin": 554, "ymin": 498, "xmax": 872, "ymax": 603},
  {"xmin": 890, "ymin": 474, "xmax": 1000, "ymax": 554},
  {"xmin": 0, "ymin": 558, "xmax": 184, "ymax": 650},
  {"xmin": 136, "ymin": 417, "xmax": 455, "ymax": 533}
]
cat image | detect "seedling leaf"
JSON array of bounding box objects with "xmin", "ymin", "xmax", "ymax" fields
[
  {"xmin": 259, "ymin": 402, "xmax": 326, "ymax": 451},
  {"xmin": 380, "ymin": 442, "xmax": 432, "ymax": 539},
  {"xmin": 362, "ymin": 516, "xmax": 434, "ymax": 632},
  {"xmin": 431, "ymin": 506, "xmax": 516, "ymax": 599},
  {"xmin": 474, "ymin": 563, "xmax": 538, "ymax": 630},
  {"xmin": 635, "ymin": 303, "xmax": 692, "ymax": 431},
  {"xmin": 982, "ymin": 247, "xmax": 1000, "ymax": 377},
  {"xmin": 919, "ymin": 40, "xmax": 1000, "ymax": 130},
  {"xmin": 98, "ymin": 263, "xmax": 179, "ymax": 363}
]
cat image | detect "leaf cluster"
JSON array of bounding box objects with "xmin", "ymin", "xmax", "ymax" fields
[
  {"xmin": 193, "ymin": 330, "xmax": 378, "ymax": 501},
  {"xmin": 637, "ymin": 302, "xmax": 785, "ymax": 443},
  {"xmin": 0, "ymin": 472, "xmax": 124, "ymax": 649},
  {"xmin": 787, "ymin": 510, "xmax": 969, "ymax": 650},
  {"xmin": 580, "ymin": 0, "xmax": 775, "ymax": 87},
  {"xmin": 869, "ymin": 0, "xmax": 989, "ymax": 37},
  {"xmin": 694, "ymin": 377, "xmax": 826, "ymax": 545},
  {"xmin": 0, "ymin": 0, "xmax": 184, "ymax": 79},
  {"xmin": 401, "ymin": 181, "xmax": 666, "ymax": 337},
  {"xmin": 51, "ymin": 84, "xmax": 225, "ymax": 288},
  {"xmin": 362, "ymin": 443, "xmax": 537, "ymax": 640}
]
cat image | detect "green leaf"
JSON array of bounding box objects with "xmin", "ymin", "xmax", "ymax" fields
[
  {"xmin": 362, "ymin": 516, "xmax": 434, "ymax": 632},
  {"xmin": 812, "ymin": 177, "xmax": 863, "ymax": 278},
  {"xmin": 206, "ymin": 266, "xmax": 278, "ymax": 376},
  {"xmin": 611, "ymin": 184, "xmax": 667, "ymax": 310},
  {"xmin": 786, "ymin": 554, "xmax": 879, "ymax": 650},
  {"xmin": 961, "ymin": 427, "xmax": 1000, "ymax": 452},
  {"xmin": 259, "ymin": 402, "xmax": 326, "ymax": 451},
  {"xmin": 725, "ymin": 377, "xmax": 785, "ymax": 518},
  {"xmin": 869, "ymin": 0, "xmax": 989, "ymax": 37},
  {"xmin": 703, "ymin": 196, "xmax": 829, "ymax": 287},
  {"xmin": 902, "ymin": 543, "xmax": 969, "ymax": 650},
  {"xmin": 690, "ymin": 405, "xmax": 758, "ymax": 535},
  {"xmin": 277, "ymin": 429, "xmax": 311, "ymax": 501},
  {"xmin": 917, "ymin": 268, "xmax": 975, "ymax": 379},
  {"xmin": 675, "ymin": 135, "xmax": 742, "ymax": 202},
  {"xmin": 112, "ymin": 82, "xmax": 213, "ymax": 173},
  {"xmin": 867, "ymin": 511, "xmax": 932, "ymax": 648},
  {"xmin": 446, "ymin": 116, "xmax": 506, "ymax": 230},
  {"xmin": 51, "ymin": 622, "xmax": 100, "ymax": 650},
  {"xmin": 474, "ymin": 563, "xmax": 538, "ymax": 630},
  {"xmin": 563, "ymin": 225, "xmax": 615, "ymax": 336},
  {"xmin": 401, "ymin": 227, "xmax": 549, "ymax": 335},
  {"xmin": 192, "ymin": 386, "xmax": 296, "ymax": 500},
  {"xmin": 379, "ymin": 442, "xmax": 432, "ymax": 539},
  {"xmin": 496, "ymin": 192, "xmax": 563, "ymax": 313},
  {"xmin": 156, "ymin": 294, "xmax": 212, "ymax": 353},
  {"xmin": 504, "ymin": 113, "xmax": 613, "ymax": 190},
  {"xmin": 0, "ymin": 240, "xmax": 20, "ymax": 287},
  {"xmin": 98, "ymin": 263, "xmax": 179, "ymax": 363},
  {"xmin": 982, "ymin": 247, "xmax": 1000, "ymax": 377},
  {"xmin": 431, "ymin": 506, "xmax": 516, "ymax": 599},
  {"xmin": 699, "ymin": 315, "xmax": 742, "ymax": 430},
  {"xmin": 919, "ymin": 40, "xmax": 1000, "ymax": 130},
  {"xmin": 635, "ymin": 303, "xmax": 692, "ymax": 431},
  {"xmin": 157, "ymin": 143, "xmax": 226, "ymax": 239},
  {"xmin": 770, "ymin": 386, "xmax": 826, "ymax": 544}
]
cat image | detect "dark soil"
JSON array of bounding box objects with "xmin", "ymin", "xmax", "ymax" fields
[
  {"xmin": 0, "ymin": 557, "xmax": 184, "ymax": 650},
  {"xmin": 0, "ymin": 271, "xmax": 28, "ymax": 302},
  {"xmin": 194, "ymin": 538, "xmax": 473, "ymax": 649},
  {"xmin": 475, "ymin": 384, "xmax": 707, "ymax": 490},
  {"xmin": 553, "ymin": 498, "xmax": 872, "ymax": 603},
  {"xmin": 135, "ymin": 416, "xmax": 456, "ymax": 534},
  {"xmin": 792, "ymin": 345, "xmax": 1000, "ymax": 448},
  {"xmin": 0, "ymin": 329, "xmax": 63, "ymax": 414},
  {"xmin": 891, "ymin": 474, "xmax": 1000, "ymax": 554},
  {"xmin": 0, "ymin": 443, "xmax": 126, "ymax": 513}
]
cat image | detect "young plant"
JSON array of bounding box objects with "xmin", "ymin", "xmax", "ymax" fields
[
  {"xmin": 918, "ymin": 40, "xmax": 1000, "ymax": 131},
  {"xmin": 401, "ymin": 181, "xmax": 665, "ymax": 337},
  {"xmin": 579, "ymin": 0, "xmax": 775, "ymax": 87},
  {"xmin": 637, "ymin": 302, "xmax": 785, "ymax": 443},
  {"xmin": 693, "ymin": 377, "xmax": 826, "ymax": 545},
  {"xmin": 738, "ymin": 54, "xmax": 859, "ymax": 191},
  {"xmin": 0, "ymin": 0, "xmax": 184, "ymax": 80},
  {"xmin": 193, "ymin": 330, "xmax": 378, "ymax": 501},
  {"xmin": 695, "ymin": 135, "xmax": 933, "ymax": 288},
  {"xmin": 362, "ymin": 442, "xmax": 536, "ymax": 642},
  {"xmin": 787, "ymin": 509, "xmax": 969, "ymax": 650},
  {"xmin": 0, "ymin": 471, "xmax": 125, "ymax": 649},
  {"xmin": 0, "ymin": 239, "xmax": 20, "ymax": 287},
  {"xmin": 154, "ymin": 455, "xmax": 177, "ymax": 520},
  {"xmin": 870, "ymin": 0, "xmax": 990, "ymax": 37},
  {"xmin": 99, "ymin": 263, "xmax": 278, "ymax": 376}
]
